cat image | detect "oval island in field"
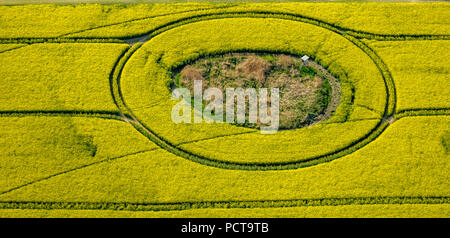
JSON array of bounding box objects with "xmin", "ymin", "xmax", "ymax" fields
[{"xmin": 172, "ymin": 53, "xmax": 341, "ymax": 130}]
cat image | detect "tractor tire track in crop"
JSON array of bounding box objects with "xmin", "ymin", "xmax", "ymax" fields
[{"xmin": 0, "ymin": 130, "xmax": 263, "ymax": 198}]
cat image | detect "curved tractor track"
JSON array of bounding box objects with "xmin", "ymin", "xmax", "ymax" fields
[{"xmin": 110, "ymin": 12, "xmax": 400, "ymax": 171}]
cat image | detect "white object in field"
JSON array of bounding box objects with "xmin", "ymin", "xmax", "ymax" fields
[{"xmin": 301, "ymin": 55, "xmax": 310, "ymax": 64}]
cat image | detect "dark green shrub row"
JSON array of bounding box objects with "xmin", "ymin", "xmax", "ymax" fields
[
  {"xmin": 139, "ymin": 11, "xmax": 396, "ymax": 118},
  {"xmin": 395, "ymin": 108, "xmax": 450, "ymax": 119},
  {"xmin": 0, "ymin": 110, "xmax": 125, "ymax": 121},
  {"xmin": 0, "ymin": 196, "xmax": 447, "ymax": 212}
]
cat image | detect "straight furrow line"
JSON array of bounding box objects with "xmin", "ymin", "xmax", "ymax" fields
[{"xmin": 0, "ymin": 44, "xmax": 29, "ymax": 54}]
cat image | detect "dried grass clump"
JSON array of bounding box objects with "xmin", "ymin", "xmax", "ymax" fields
[{"xmin": 236, "ymin": 56, "xmax": 271, "ymax": 83}]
